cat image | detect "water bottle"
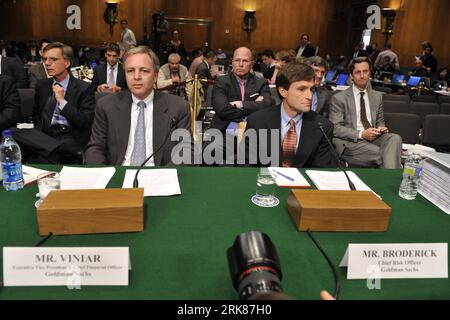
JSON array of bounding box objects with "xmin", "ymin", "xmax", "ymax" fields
[
  {"xmin": 0, "ymin": 129, "xmax": 24, "ymax": 191},
  {"xmin": 398, "ymin": 153, "xmax": 422, "ymax": 200}
]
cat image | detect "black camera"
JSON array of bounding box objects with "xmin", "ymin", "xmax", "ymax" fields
[{"xmin": 227, "ymin": 231, "xmax": 283, "ymax": 300}]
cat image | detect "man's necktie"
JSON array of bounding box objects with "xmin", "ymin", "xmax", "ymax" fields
[
  {"xmin": 108, "ymin": 66, "xmax": 115, "ymax": 86},
  {"xmin": 360, "ymin": 92, "xmax": 372, "ymax": 130},
  {"xmin": 130, "ymin": 101, "xmax": 147, "ymax": 166},
  {"xmin": 50, "ymin": 82, "xmax": 66, "ymax": 126},
  {"xmin": 282, "ymin": 119, "xmax": 297, "ymax": 167}
]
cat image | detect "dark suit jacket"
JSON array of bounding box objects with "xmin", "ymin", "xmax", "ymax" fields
[
  {"xmin": 263, "ymin": 65, "xmax": 275, "ymax": 80},
  {"xmin": 28, "ymin": 62, "xmax": 47, "ymax": 89},
  {"xmin": 84, "ymin": 90, "xmax": 191, "ymax": 166},
  {"xmin": 1, "ymin": 56, "xmax": 28, "ymax": 88},
  {"xmin": 0, "ymin": 75, "xmax": 21, "ymax": 131},
  {"xmin": 211, "ymin": 72, "xmax": 273, "ymax": 132},
  {"xmin": 295, "ymin": 45, "xmax": 316, "ymax": 58},
  {"xmin": 91, "ymin": 63, "xmax": 127, "ymax": 90},
  {"xmin": 195, "ymin": 61, "xmax": 213, "ymax": 80},
  {"xmin": 33, "ymin": 75, "xmax": 96, "ymax": 147},
  {"xmin": 315, "ymin": 86, "xmax": 332, "ymax": 118},
  {"xmin": 244, "ymin": 105, "xmax": 336, "ymax": 168}
]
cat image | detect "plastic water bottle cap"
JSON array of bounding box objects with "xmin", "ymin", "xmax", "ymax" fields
[{"xmin": 2, "ymin": 129, "xmax": 12, "ymax": 137}]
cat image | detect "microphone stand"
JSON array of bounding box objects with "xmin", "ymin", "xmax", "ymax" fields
[
  {"xmin": 317, "ymin": 122, "xmax": 356, "ymax": 191},
  {"xmin": 133, "ymin": 119, "xmax": 177, "ymax": 188}
]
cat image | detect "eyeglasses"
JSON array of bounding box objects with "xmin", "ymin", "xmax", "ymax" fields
[{"xmin": 232, "ymin": 59, "xmax": 253, "ymax": 65}]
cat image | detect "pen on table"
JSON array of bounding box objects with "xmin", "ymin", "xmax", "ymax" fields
[{"xmin": 272, "ymin": 169, "xmax": 295, "ymax": 181}]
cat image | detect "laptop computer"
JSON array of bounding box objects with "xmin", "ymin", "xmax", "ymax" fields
[
  {"xmin": 336, "ymin": 74, "xmax": 349, "ymax": 86},
  {"xmin": 325, "ymin": 70, "xmax": 337, "ymax": 83},
  {"xmin": 392, "ymin": 74, "xmax": 405, "ymax": 84},
  {"xmin": 407, "ymin": 76, "xmax": 421, "ymax": 87}
]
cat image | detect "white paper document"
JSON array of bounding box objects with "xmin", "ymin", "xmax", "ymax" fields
[
  {"xmin": 59, "ymin": 166, "xmax": 116, "ymax": 190},
  {"xmin": 123, "ymin": 169, "xmax": 181, "ymax": 197},
  {"xmin": 22, "ymin": 165, "xmax": 51, "ymax": 185},
  {"xmin": 268, "ymin": 167, "xmax": 310, "ymax": 188},
  {"xmin": 305, "ymin": 170, "xmax": 371, "ymax": 191}
]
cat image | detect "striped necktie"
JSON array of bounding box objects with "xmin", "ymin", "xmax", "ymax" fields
[
  {"xmin": 282, "ymin": 119, "xmax": 297, "ymax": 167},
  {"xmin": 130, "ymin": 101, "xmax": 147, "ymax": 166}
]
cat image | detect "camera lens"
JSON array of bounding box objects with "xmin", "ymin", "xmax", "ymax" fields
[{"xmin": 227, "ymin": 231, "xmax": 283, "ymax": 300}]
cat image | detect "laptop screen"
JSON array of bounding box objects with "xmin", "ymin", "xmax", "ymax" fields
[
  {"xmin": 325, "ymin": 70, "xmax": 336, "ymax": 82},
  {"xmin": 392, "ymin": 74, "xmax": 405, "ymax": 84},
  {"xmin": 336, "ymin": 74, "xmax": 349, "ymax": 86},
  {"xmin": 407, "ymin": 76, "xmax": 421, "ymax": 87}
]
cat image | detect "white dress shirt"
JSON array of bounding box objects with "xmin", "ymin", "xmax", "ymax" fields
[
  {"xmin": 0, "ymin": 55, "xmax": 2, "ymax": 74},
  {"xmin": 122, "ymin": 91, "xmax": 155, "ymax": 166},
  {"xmin": 352, "ymin": 85, "xmax": 372, "ymax": 138}
]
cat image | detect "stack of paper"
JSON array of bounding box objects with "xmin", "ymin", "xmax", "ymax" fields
[
  {"xmin": 59, "ymin": 166, "xmax": 116, "ymax": 190},
  {"xmin": 123, "ymin": 169, "xmax": 181, "ymax": 197},
  {"xmin": 268, "ymin": 167, "xmax": 310, "ymax": 188},
  {"xmin": 418, "ymin": 151, "xmax": 450, "ymax": 214},
  {"xmin": 305, "ymin": 170, "xmax": 381, "ymax": 199},
  {"xmin": 22, "ymin": 165, "xmax": 52, "ymax": 185}
]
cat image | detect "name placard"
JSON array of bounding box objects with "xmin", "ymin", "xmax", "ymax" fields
[
  {"xmin": 3, "ymin": 247, "xmax": 129, "ymax": 287},
  {"xmin": 339, "ymin": 243, "xmax": 448, "ymax": 280}
]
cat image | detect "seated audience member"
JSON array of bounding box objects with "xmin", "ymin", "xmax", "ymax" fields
[
  {"xmin": 261, "ymin": 50, "xmax": 276, "ymax": 81},
  {"xmin": 28, "ymin": 39, "xmax": 51, "ymax": 89},
  {"xmin": 91, "ymin": 43, "xmax": 127, "ymax": 93},
  {"xmin": 188, "ymin": 48, "xmax": 204, "ymax": 77},
  {"xmin": 296, "ymin": 34, "xmax": 315, "ymax": 59},
  {"xmin": 23, "ymin": 40, "xmax": 40, "ymax": 64},
  {"xmin": 374, "ymin": 55, "xmax": 396, "ymax": 78},
  {"xmin": 305, "ymin": 56, "xmax": 332, "ymax": 117},
  {"xmin": 211, "ymin": 47, "xmax": 273, "ymax": 134},
  {"xmin": 14, "ymin": 42, "xmax": 95, "ymax": 164},
  {"xmin": 244, "ymin": 62, "xmax": 336, "ymax": 168},
  {"xmin": 157, "ymin": 53, "xmax": 191, "ymax": 99},
  {"xmin": 334, "ymin": 56, "xmax": 348, "ymax": 75},
  {"xmin": 270, "ymin": 51, "xmax": 290, "ymax": 85},
  {"xmin": 434, "ymin": 67, "xmax": 449, "ymax": 86},
  {"xmin": 288, "ymin": 49, "xmax": 297, "ymax": 64},
  {"xmin": 374, "ymin": 43, "xmax": 400, "ymax": 71},
  {"xmin": 0, "ymin": 75, "xmax": 21, "ymax": 131},
  {"xmin": 0, "ymin": 54, "xmax": 28, "ymax": 88},
  {"xmin": 329, "ymin": 57, "xmax": 402, "ymax": 168},
  {"xmin": 195, "ymin": 50, "xmax": 217, "ymax": 81},
  {"xmin": 420, "ymin": 42, "xmax": 438, "ymax": 76},
  {"xmin": 352, "ymin": 42, "xmax": 368, "ymax": 59},
  {"xmin": 409, "ymin": 58, "xmax": 430, "ymax": 78},
  {"xmin": 216, "ymin": 48, "xmax": 227, "ymax": 60},
  {"xmin": 85, "ymin": 46, "xmax": 191, "ymax": 166}
]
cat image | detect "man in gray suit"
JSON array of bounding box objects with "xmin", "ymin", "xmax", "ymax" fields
[
  {"xmin": 329, "ymin": 57, "xmax": 402, "ymax": 168},
  {"xmin": 85, "ymin": 46, "xmax": 191, "ymax": 166}
]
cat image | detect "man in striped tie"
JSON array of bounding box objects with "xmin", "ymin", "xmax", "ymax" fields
[
  {"xmin": 244, "ymin": 63, "xmax": 336, "ymax": 168},
  {"xmin": 85, "ymin": 46, "xmax": 191, "ymax": 166}
]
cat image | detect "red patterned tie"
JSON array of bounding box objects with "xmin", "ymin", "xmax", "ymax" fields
[{"xmin": 282, "ymin": 119, "xmax": 297, "ymax": 167}]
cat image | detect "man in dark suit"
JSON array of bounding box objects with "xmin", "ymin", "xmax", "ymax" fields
[
  {"xmin": 261, "ymin": 49, "xmax": 276, "ymax": 81},
  {"xmin": 14, "ymin": 42, "xmax": 95, "ymax": 164},
  {"xmin": 295, "ymin": 34, "xmax": 316, "ymax": 60},
  {"xmin": 0, "ymin": 55, "xmax": 28, "ymax": 89},
  {"xmin": 195, "ymin": 50, "xmax": 217, "ymax": 81},
  {"xmin": 211, "ymin": 47, "xmax": 273, "ymax": 133},
  {"xmin": 0, "ymin": 75, "xmax": 21, "ymax": 131},
  {"xmin": 329, "ymin": 57, "xmax": 402, "ymax": 168},
  {"xmin": 91, "ymin": 43, "xmax": 127, "ymax": 93},
  {"xmin": 85, "ymin": 46, "xmax": 191, "ymax": 166},
  {"xmin": 28, "ymin": 39, "xmax": 51, "ymax": 89},
  {"xmin": 305, "ymin": 56, "xmax": 332, "ymax": 118},
  {"xmin": 244, "ymin": 63, "xmax": 336, "ymax": 168}
]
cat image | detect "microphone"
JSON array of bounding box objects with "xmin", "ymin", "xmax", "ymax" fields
[
  {"xmin": 132, "ymin": 118, "xmax": 177, "ymax": 188},
  {"xmin": 317, "ymin": 122, "xmax": 356, "ymax": 191}
]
